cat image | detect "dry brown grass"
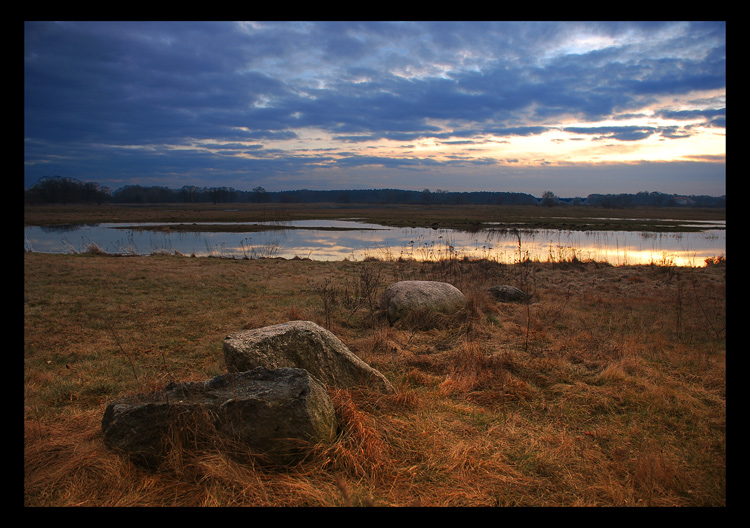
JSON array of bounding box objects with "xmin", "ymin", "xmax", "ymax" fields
[
  {"xmin": 24, "ymin": 252, "xmax": 725, "ymax": 506},
  {"xmin": 23, "ymin": 202, "xmax": 726, "ymax": 232}
]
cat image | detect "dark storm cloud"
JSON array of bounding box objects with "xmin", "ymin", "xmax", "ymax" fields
[
  {"xmin": 657, "ymin": 108, "xmax": 726, "ymax": 125},
  {"xmin": 336, "ymin": 155, "xmax": 443, "ymax": 169},
  {"xmin": 24, "ymin": 21, "xmax": 725, "ymax": 193},
  {"xmin": 561, "ymin": 126, "xmax": 661, "ymax": 142}
]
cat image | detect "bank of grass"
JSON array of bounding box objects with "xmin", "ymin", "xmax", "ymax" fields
[
  {"xmin": 24, "ymin": 252, "xmax": 725, "ymax": 506},
  {"xmin": 23, "ymin": 202, "xmax": 726, "ymax": 232}
]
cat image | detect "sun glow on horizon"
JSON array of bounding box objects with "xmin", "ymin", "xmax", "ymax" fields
[{"xmin": 167, "ymin": 90, "xmax": 726, "ymax": 176}]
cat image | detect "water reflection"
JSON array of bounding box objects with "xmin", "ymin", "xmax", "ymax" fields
[{"xmin": 24, "ymin": 219, "xmax": 726, "ymax": 266}]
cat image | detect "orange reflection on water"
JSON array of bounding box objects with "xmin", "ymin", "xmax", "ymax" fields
[
  {"xmin": 299, "ymin": 226, "xmax": 726, "ymax": 267},
  {"xmin": 24, "ymin": 220, "xmax": 726, "ymax": 267}
]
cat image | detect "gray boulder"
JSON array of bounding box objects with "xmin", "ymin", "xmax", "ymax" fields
[
  {"xmin": 381, "ymin": 280, "xmax": 466, "ymax": 324},
  {"xmin": 223, "ymin": 320, "xmax": 394, "ymax": 394},
  {"xmin": 487, "ymin": 285, "xmax": 531, "ymax": 303},
  {"xmin": 101, "ymin": 367, "xmax": 338, "ymax": 468}
]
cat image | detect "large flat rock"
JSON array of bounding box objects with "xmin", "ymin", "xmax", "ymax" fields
[{"xmin": 101, "ymin": 367, "xmax": 338, "ymax": 468}]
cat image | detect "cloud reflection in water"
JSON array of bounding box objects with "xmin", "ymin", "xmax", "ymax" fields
[{"xmin": 24, "ymin": 220, "xmax": 725, "ymax": 266}]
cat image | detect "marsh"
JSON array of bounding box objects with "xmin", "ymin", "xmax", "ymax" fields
[{"xmin": 24, "ymin": 217, "xmax": 726, "ymax": 266}]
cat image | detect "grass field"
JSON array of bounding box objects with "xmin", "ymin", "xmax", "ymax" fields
[
  {"xmin": 23, "ymin": 202, "xmax": 726, "ymax": 232},
  {"xmin": 24, "ymin": 241, "xmax": 726, "ymax": 505}
]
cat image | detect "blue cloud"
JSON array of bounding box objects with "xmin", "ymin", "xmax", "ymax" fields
[
  {"xmin": 562, "ymin": 126, "xmax": 662, "ymax": 142},
  {"xmin": 24, "ymin": 21, "xmax": 726, "ymax": 195}
]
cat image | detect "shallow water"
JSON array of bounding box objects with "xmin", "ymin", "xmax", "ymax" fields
[{"xmin": 24, "ymin": 219, "xmax": 726, "ymax": 266}]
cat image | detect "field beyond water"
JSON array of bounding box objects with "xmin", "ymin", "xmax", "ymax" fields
[
  {"xmin": 24, "ymin": 204, "xmax": 726, "ymax": 506},
  {"xmin": 23, "ymin": 201, "xmax": 726, "ymax": 232}
]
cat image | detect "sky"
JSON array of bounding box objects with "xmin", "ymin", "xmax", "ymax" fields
[{"xmin": 23, "ymin": 21, "xmax": 726, "ymax": 198}]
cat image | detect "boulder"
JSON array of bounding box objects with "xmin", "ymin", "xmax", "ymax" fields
[
  {"xmin": 223, "ymin": 320, "xmax": 394, "ymax": 394},
  {"xmin": 380, "ymin": 280, "xmax": 466, "ymax": 324},
  {"xmin": 101, "ymin": 367, "xmax": 338, "ymax": 468},
  {"xmin": 487, "ymin": 285, "xmax": 531, "ymax": 303}
]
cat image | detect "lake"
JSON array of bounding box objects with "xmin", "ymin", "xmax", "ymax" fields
[{"xmin": 24, "ymin": 218, "xmax": 726, "ymax": 266}]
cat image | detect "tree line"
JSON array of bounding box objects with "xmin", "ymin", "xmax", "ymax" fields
[
  {"xmin": 584, "ymin": 191, "xmax": 725, "ymax": 208},
  {"xmin": 24, "ymin": 176, "xmax": 726, "ymax": 208},
  {"xmin": 24, "ymin": 176, "xmax": 111, "ymax": 205}
]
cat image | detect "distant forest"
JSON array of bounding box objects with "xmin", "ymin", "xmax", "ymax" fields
[{"xmin": 24, "ymin": 176, "xmax": 726, "ymax": 208}]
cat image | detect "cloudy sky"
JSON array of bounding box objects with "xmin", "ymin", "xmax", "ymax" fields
[{"xmin": 24, "ymin": 21, "xmax": 726, "ymax": 197}]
